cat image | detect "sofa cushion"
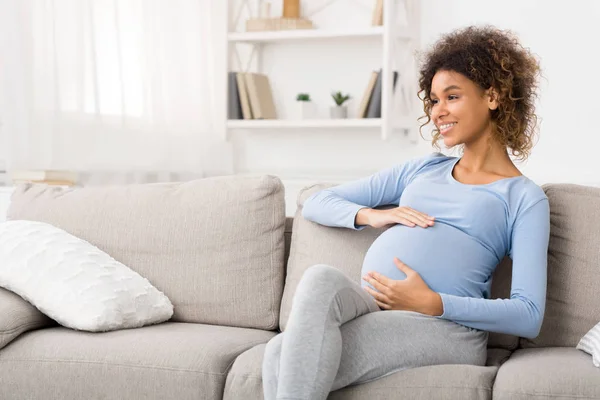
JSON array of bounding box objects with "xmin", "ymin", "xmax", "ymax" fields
[
  {"xmin": 224, "ymin": 343, "xmax": 508, "ymax": 400},
  {"xmin": 327, "ymin": 364, "xmax": 497, "ymax": 400},
  {"xmin": 280, "ymin": 184, "xmax": 518, "ymax": 350},
  {"xmin": 284, "ymin": 217, "xmax": 293, "ymax": 271},
  {"xmin": 224, "ymin": 343, "xmax": 267, "ymax": 400},
  {"xmin": 0, "ymin": 287, "xmax": 53, "ymax": 350},
  {"xmin": 521, "ymin": 184, "xmax": 600, "ymax": 348},
  {"xmin": 577, "ymin": 322, "xmax": 600, "ymax": 367},
  {"xmin": 493, "ymin": 347, "xmax": 600, "ymax": 400},
  {"xmin": 279, "ymin": 183, "xmax": 386, "ymax": 331},
  {"xmin": 0, "ymin": 220, "xmax": 174, "ymax": 332},
  {"xmin": 0, "ymin": 322, "xmax": 276, "ymax": 400},
  {"xmin": 7, "ymin": 176, "xmax": 286, "ymax": 330}
]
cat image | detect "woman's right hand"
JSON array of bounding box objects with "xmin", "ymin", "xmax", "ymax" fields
[{"xmin": 356, "ymin": 207, "xmax": 435, "ymax": 229}]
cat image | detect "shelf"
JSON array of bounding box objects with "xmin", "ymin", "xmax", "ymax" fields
[
  {"xmin": 226, "ymin": 0, "xmax": 421, "ymax": 142},
  {"xmin": 236, "ymin": 170, "xmax": 371, "ymax": 182},
  {"xmin": 227, "ymin": 118, "xmax": 382, "ymax": 129},
  {"xmin": 228, "ymin": 27, "xmax": 386, "ymax": 44}
]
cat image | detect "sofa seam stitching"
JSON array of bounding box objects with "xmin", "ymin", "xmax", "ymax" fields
[
  {"xmin": 269, "ymin": 180, "xmax": 276, "ymax": 330},
  {"xmin": 226, "ymin": 374, "xmax": 496, "ymax": 393},
  {"xmin": 0, "ymin": 358, "xmax": 224, "ymax": 375},
  {"xmin": 223, "ymin": 340, "xmax": 271, "ymax": 374},
  {"xmin": 346, "ymin": 385, "xmax": 493, "ymax": 391},
  {"xmin": 282, "ymin": 207, "xmax": 302, "ymax": 331},
  {"xmin": 227, "ymin": 372, "xmax": 497, "ymax": 389},
  {"xmin": 493, "ymin": 390, "xmax": 599, "ymax": 399},
  {"xmin": 1, "ymin": 340, "xmax": 270, "ymax": 377},
  {"xmin": 2, "ymin": 321, "xmax": 46, "ymax": 336}
]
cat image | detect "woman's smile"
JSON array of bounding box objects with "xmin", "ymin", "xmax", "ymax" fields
[{"xmin": 439, "ymin": 122, "xmax": 457, "ymax": 135}]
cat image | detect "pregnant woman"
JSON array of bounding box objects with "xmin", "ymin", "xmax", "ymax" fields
[{"xmin": 262, "ymin": 25, "xmax": 550, "ymax": 400}]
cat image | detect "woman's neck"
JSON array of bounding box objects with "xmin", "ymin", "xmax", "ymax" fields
[{"xmin": 458, "ymin": 137, "xmax": 519, "ymax": 177}]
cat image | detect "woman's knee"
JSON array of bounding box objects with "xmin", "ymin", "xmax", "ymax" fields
[
  {"xmin": 299, "ymin": 264, "xmax": 346, "ymax": 289},
  {"xmin": 293, "ymin": 264, "xmax": 345, "ymax": 299},
  {"xmin": 263, "ymin": 334, "xmax": 284, "ymax": 366},
  {"xmin": 292, "ymin": 264, "xmax": 358, "ymax": 315}
]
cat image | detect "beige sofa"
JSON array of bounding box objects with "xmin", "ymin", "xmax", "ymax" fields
[{"xmin": 0, "ymin": 176, "xmax": 599, "ymax": 400}]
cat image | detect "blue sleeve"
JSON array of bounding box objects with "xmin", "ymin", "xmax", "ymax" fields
[
  {"xmin": 435, "ymin": 198, "xmax": 550, "ymax": 339},
  {"xmin": 301, "ymin": 154, "xmax": 441, "ymax": 230}
]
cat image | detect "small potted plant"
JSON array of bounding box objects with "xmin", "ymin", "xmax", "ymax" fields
[
  {"xmin": 330, "ymin": 91, "xmax": 351, "ymax": 119},
  {"xmin": 296, "ymin": 93, "xmax": 315, "ymax": 119}
]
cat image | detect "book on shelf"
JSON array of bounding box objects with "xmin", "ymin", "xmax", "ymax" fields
[
  {"xmin": 357, "ymin": 71, "xmax": 379, "ymax": 118},
  {"xmin": 359, "ymin": 69, "xmax": 399, "ymax": 118},
  {"xmin": 235, "ymin": 72, "xmax": 253, "ymax": 119},
  {"xmin": 11, "ymin": 179, "xmax": 75, "ymax": 186},
  {"xmin": 228, "ymin": 72, "xmax": 243, "ymax": 120},
  {"xmin": 371, "ymin": 0, "xmax": 383, "ymax": 26},
  {"xmin": 245, "ymin": 73, "xmax": 277, "ymax": 119},
  {"xmin": 10, "ymin": 170, "xmax": 77, "ymax": 186},
  {"xmin": 228, "ymin": 71, "xmax": 277, "ymax": 120},
  {"xmin": 245, "ymin": 17, "xmax": 313, "ymax": 32}
]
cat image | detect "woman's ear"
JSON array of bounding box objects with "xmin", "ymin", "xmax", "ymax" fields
[{"xmin": 487, "ymin": 87, "xmax": 499, "ymax": 111}]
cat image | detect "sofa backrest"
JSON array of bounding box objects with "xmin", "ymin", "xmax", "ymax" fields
[
  {"xmin": 520, "ymin": 183, "xmax": 600, "ymax": 348},
  {"xmin": 7, "ymin": 176, "xmax": 286, "ymax": 331}
]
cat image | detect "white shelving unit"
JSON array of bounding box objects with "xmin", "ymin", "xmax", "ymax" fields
[
  {"xmin": 228, "ymin": 26, "xmax": 386, "ymax": 43},
  {"xmin": 227, "ymin": 117, "xmax": 382, "ymax": 129},
  {"xmin": 225, "ymin": 0, "xmax": 420, "ymax": 141}
]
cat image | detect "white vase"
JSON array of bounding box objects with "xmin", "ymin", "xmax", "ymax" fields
[
  {"xmin": 298, "ymin": 101, "xmax": 316, "ymax": 119},
  {"xmin": 330, "ymin": 105, "xmax": 348, "ymax": 119}
]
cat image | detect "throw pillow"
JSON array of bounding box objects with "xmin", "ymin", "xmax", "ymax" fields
[
  {"xmin": 0, "ymin": 220, "xmax": 174, "ymax": 332},
  {"xmin": 576, "ymin": 322, "xmax": 600, "ymax": 367}
]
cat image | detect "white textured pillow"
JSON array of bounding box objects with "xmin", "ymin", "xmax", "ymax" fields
[
  {"xmin": 0, "ymin": 220, "xmax": 173, "ymax": 332},
  {"xmin": 577, "ymin": 322, "xmax": 600, "ymax": 368}
]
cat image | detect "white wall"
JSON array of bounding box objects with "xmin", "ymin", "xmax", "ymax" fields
[{"xmin": 230, "ymin": 0, "xmax": 600, "ymax": 214}]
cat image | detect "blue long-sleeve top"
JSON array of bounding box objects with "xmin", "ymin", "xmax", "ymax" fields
[{"xmin": 302, "ymin": 152, "xmax": 550, "ymax": 339}]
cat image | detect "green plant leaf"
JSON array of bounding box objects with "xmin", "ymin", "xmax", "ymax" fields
[
  {"xmin": 296, "ymin": 93, "xmax": 311, "ymax": 101},
  {"xmin": 331, "ymin": 91, "xmax": 350, "ymax": 106}
]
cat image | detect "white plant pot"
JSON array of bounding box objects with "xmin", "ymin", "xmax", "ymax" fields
[
  {"xmin": 297, "ymin": 101, "xmax": 316, "ymax": 119},
  {"xmin": 330, "ymin": 105, "xmax": 348, "ymax": 119}
]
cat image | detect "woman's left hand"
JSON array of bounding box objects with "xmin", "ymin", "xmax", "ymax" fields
[{"xmin": 362, "ymin": 257, "xmax": 443, "ymax": 316}]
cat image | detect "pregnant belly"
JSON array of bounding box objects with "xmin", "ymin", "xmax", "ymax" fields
[{"xmin": 361, "ymin": 222, "xmax": 498, "ymax": 297}]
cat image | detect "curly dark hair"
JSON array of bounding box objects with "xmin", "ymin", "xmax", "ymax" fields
[{"xmin": 417, "ymin": 25, "xmax": 542, "ymax": 161}]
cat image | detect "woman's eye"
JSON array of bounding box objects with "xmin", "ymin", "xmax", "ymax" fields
[
  {"xmin": 448, "ymin": 95, "xmax": 458, "ymax": 100},
  {"xmin": 431, "ymin": 99, "xmax": 439, "ymax": 105}
]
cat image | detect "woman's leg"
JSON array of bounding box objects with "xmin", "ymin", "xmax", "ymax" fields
[
  {"xmin": 262, "ymin": 333, "xmax": 284, "ymax": 399},
  {"xmin": 329, "ymin": 310, "xmax": 488, "ymax": 391},
  {"xmin": 262, "ymin": 264, "xmax": 489, "ymax": 400},
  {"xmin": 262, "ymin": 264, "xmax": 380, "ymax": 400}
]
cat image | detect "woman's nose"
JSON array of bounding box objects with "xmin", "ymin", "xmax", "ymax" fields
[{"xmin": 432, "ymin": 102, "xmax": 448, "ymax": 121}]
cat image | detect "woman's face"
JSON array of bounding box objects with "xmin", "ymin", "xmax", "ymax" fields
[{"xmin": 429, "ymin": 70, "xmax": 498, "ymax": 148}]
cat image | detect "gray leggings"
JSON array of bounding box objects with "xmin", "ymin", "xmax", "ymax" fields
[{"xmin": 262, "ymin": 264, "xmax": 489, "ymax": 400}]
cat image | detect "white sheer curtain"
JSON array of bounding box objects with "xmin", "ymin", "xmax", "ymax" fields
[{"xmin": 0, "ymin": 0, "xmax": 232, "ymax": 183}]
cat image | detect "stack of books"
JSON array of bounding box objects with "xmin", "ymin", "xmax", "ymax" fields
[
  {"xmin": 357, "ymin": 69, "xmax": 399, "ymax": 118},
  {"xmin": 245, "ymin": 17, "xmax": 314, "ymax": 32},
  {"xmin": 228, "ymin": 72, "xmax": 277, "ymax": 120},
  {"xmin": 10, "ymin": 170, "xmax": 77, "ymax": 186}
]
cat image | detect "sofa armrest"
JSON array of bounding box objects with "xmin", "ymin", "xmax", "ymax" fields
[{"xmin": 0, "ymin": 287, "xmax": 53, "ymax": 350}]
